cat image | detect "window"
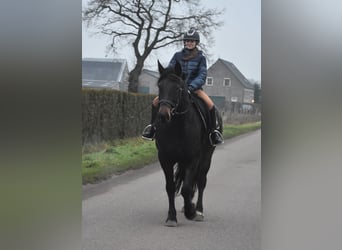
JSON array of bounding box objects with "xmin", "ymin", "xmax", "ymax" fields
[
  {"xmin": 206, "ymin": 77, "xmax": 213, "ymax": 86},
  {"xmin": 223, "ymin": 78, "xmax": 231, "ymax": 87},
  {"xmin": 243, "ymin": 89, "xmax": 254, "ymax": 103}
]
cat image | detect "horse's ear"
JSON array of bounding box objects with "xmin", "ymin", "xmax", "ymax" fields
[
  {"xmin": 158, "ymin": 60, "xmax": 164, "ymax": 74},
  {"xmin": 174, "ymin": 61, "xmax": 182, "ymax": 77}
]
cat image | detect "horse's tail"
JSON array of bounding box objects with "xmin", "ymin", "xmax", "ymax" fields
[{"xmin": 174, "ymin": 163, "xmax": 198, "ymax": 196}]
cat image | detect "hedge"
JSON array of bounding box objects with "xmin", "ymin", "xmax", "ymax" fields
[{"xmin": 82, "ymin": 89, "xmax": 155, "ymax": 145}]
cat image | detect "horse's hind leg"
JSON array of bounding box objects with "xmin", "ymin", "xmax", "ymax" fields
[
  {"xmin": 160, "ymin": 161, "xmax": 177, "ymax": 227},
  {"xmin": 195, "ymin": 153, "xmax": 213, "ymax": 221},
  {"xmin": 181, "ymin": 168, "xmax": 197, "ymax": 220},
  {"xmin": 194, "ymin": 173, "xmax": 206, "ymax": 221}
]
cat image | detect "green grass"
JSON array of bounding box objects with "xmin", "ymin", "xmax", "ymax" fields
[
  {"xmin": 82, "ymin": 138, "xmax": 158, "ymax": 184},
  {"xmin": 222, "ymin": 121, "xmax": 261, "ymax": 139},
  {"xmin": 82, "ymin": 121, "xmax": 261, "ymax": 184}
]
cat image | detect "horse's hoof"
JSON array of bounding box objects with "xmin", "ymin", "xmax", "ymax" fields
[
  {"xmin": 194, "ymin": 211, "xmax": 204, "ymax": 221},
  {"xmin": 164, "ymin": 219, "xmax": 177, "ymax": 227},
  {"xmin": 184, "ymin": 203, "xmax": 197, "ymax": 220}
]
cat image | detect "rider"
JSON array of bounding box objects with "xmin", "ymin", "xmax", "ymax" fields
[{"xmin": 142, "ymin": 28, "xmax": 224, "ymax": 146}]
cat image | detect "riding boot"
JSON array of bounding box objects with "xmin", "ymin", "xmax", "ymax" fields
[
  {"xmin": 209, "ymin": 107, "xmax": 224, "ymax": 146},
  {"xmin": 142, "ymin": 105, "xmax": 158, "ymax": 140}
]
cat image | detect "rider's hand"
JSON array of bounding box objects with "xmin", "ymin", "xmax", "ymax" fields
[{"xmin": 188, "ymin": 85, "xmax": 195, "ymax": 94}]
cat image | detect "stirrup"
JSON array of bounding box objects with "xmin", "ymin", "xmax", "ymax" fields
[
  {"xmin": 141, "ymin": 124, "xmax": 155, "ymax": 141},
  {"xmin": 209, "ymin": 130, "xmax": 224, "ymax": 146}
]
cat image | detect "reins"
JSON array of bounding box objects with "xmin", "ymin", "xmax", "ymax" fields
[
  {"xmin": 158, "ymin": 74, "xmax": 189, "ymax": 116},
  {"xmin": 171, "ymin": 87, "xmax": 188, "ymax": 115}
]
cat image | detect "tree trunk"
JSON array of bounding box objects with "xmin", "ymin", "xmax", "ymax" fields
[{"xmin": 128, "ymin": 59, "xmax": 144, "ymax": 93}]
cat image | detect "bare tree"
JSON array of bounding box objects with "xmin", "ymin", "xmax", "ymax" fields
[{"xmin": 83, "ymin": 0, "xmax": 224, "ymax": 92}]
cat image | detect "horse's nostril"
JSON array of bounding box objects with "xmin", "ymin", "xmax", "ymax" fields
[
  {"xmin": 163, "ymin": 113, "xmax": 170, "ymax": 121},
  {"xmin": 159, "ymin": 105, "xmax": 171, "ymax": 122}
]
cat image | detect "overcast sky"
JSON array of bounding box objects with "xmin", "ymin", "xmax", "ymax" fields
[{"xmin": 82, "ymin": 0, "xmax": 260, "ymax": 82}]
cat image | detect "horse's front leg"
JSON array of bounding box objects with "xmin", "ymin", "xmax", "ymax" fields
[{"xmin": 160, "ymin": 160, "xmax": 177, "ymax": 227}]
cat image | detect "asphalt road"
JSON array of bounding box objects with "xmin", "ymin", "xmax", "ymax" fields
[{"xmin": 82, "ymin": 130, "xmax": 260, "ymax": 250}]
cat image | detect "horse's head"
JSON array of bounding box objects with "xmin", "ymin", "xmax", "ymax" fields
[{"xmin": 157, "ymin": 60, "xmax": 187, "ymax": 123}]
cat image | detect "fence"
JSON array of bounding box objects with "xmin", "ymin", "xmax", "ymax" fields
[{"xmin": 221, "ymin": 101, "xmax": 261, "ymax": 124}]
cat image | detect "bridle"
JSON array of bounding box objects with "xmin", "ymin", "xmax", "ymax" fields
[{"xmin": 158, "ymin": 75, "xmax": 189, "ymax": 116}]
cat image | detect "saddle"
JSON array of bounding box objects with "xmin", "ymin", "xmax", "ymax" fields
[{"xmin": 188, "ymin": 93, "xmax": 211, "ymax": 132}]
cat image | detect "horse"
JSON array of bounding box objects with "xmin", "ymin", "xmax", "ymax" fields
[{"xmin": 154, "ymin": 60, "xmax": 222, "ymax": 227}]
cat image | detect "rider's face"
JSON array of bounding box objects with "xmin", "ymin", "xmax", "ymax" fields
[{"xmin": 184, "ymin": 40, "xmax": 197, "ymax": 49}]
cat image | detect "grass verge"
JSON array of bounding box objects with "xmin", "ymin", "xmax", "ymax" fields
[
  {"xmin": 222, "ymin": 121, "xmax": 261, "ymax": 139},
  {"xmin": 82, "ymin": 121, "xmax": 261, "ymax": 184}
]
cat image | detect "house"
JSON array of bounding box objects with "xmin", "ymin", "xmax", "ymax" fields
[
  {"xmin": 138, "ymin": 68, "xmax": 159, "ymax": 94},
  {"xmin": 82, "ymin": 58, "xmax": 129, "ymax": 91},
  {"xmin": 136, "ymin": 58, "xmax": 255, "ymax": 111},
  {"xmin": 204, "ymin": 58, "xmax": 255, "ymax": 110}
]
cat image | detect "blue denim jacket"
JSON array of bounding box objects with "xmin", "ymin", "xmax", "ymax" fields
[{"xmin": 168, "ymin": 48, "xmax": 207, "ymax": 91}]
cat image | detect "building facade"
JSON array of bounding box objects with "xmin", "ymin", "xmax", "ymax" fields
[
  {"xmin": 82, "ymin": 58, "xmax": 129, "ymax": 91},
  {"xmin": 203, "ymin": 58, "xmax": 255, "ymax": 110}
]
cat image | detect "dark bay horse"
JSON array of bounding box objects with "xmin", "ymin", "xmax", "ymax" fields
[{"xmin": 155, "ymin": 61, "xmax": 222, "ymax": 227}]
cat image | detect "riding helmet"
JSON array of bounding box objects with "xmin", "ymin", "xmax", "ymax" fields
[{"xmin": 183, "ymin": 28, "xmax": 200, "ymax": 43}]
